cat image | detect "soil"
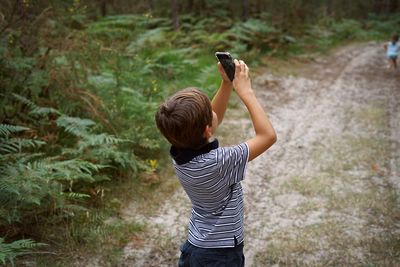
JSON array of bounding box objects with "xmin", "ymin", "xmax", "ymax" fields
[{"xmin": 120, "ymin": 42, "xmax": 400, "ymax": 266}]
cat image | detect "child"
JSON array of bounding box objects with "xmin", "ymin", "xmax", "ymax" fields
[
  {"xmin": 384, "ymin": 34, "xmax": 399, "ymax": 69},
  {"xmin": 155, "ymin": 58, "xmax": 276, "ymax": 266}
]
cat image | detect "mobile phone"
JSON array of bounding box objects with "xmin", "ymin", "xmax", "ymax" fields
[{"xmin": 215, "ymin": 52, "xmax": 235, "ymax": 81}]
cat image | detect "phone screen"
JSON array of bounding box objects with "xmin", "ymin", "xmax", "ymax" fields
[{"xmin": 215, "ymin": 52, "xmax": 235, "ymax": 81}]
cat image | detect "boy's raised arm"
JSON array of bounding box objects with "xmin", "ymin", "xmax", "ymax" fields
[
  {"xmin": 211, "ymin": 63, "xmax": 233, "ymax": 126},
  {"xmin": 233, "ymin": 59, "xmax": 277, "ymax": 161}
]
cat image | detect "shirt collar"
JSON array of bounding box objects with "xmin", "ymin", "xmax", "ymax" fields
[{"xmin": 170, "ymin": 139, "xmax": 219, "ymax": 165}]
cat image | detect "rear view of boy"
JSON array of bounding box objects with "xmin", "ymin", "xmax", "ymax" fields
[
  {"xmin": 384, "ymin": 34, "xmax": 399, "ymax": 69},
  {"xmin": 155, "ymin": 58, "xmax": 276, "ymax": 266}
]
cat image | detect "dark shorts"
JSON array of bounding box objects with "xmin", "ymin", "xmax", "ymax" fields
[
  {"xmin": 178, "ymin": 240, "xmax": 245, "ymax": 267},
  {"xmin": 388, "ymin": 55, "xmax": 398, "ymax": 60}
]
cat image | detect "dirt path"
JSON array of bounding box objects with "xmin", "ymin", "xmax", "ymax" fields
[{"xmin": 121, "ymin": 42, "xmax": 400, "ymax": 266}]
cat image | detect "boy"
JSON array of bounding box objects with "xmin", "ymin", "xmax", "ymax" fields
[
  {"xmin": 155, "ymin": 58, "xmax": 276, "ymax": 266},
  {"xmin": 384, "ymin": 34, "xmax": 399, "ymax": 69}
]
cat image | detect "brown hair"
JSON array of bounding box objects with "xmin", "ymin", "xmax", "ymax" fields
[
  {"xmin": 392, "ymin": 34, "xmax": 399, "ymax": 44},
  {"xmin": 155, "ymin": 87, "xmax": 213, "ymax": 149}
]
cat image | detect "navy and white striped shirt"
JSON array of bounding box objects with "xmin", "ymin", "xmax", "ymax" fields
[{"xmin": 171, "ymin": 140, "xmax": 249, "ymax": 248}]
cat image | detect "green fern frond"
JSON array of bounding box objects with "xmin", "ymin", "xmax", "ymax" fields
[
  {"xmin": 195, "ymin": 64, "xmax": 216, "ymax": 90},
  {"xmin": 0, "ymin": 124, "xmax": 29, "ymax": 137},
  {"xmin": 0, "ymin": 138, "xmax": 45, "ymax": 154},
  {"xmin": 44, "ymin": 159, "xmax": 106, "ymax": 182},
  {"xmin": 87, "ymin": 15, "xmax": 147, "ymax": 39},
  {"xmin": 0, "ymin": 179, "xmax": 20, "ymax": 198},
  {"xmin": 0, "ymin": 238, "xmax": 45, "ymax": 266},
  {"xmin": 12, "ymin": 93, "xmax": 60, "ymax": 116},
  {"xmin": 87, "ymin": 148, "xmax": 138, "ymax": 171},
  {"xmin": 126, "ymin": 27, "xmax": 170, "ymax": 53},
  {"xmin": 56, "ymin": 115, "xmax": 96, "ymax": 137},
  {"xmin": 79, "ymin": 133, "xmax": 128, "ymax": 148},
  {"xmin": 61, "ymin": 192, "xmax": 90, "ymax": 199}
]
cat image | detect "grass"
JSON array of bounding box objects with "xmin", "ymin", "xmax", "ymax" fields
[
  {"xmin": 256, "ymin": 178, "xmax": 400, "ymax": 266},
  {"xmin": 22, "ymin": 213, "xmax": 146, "ymax": 267},
  {"xmin": 255, "ymin": 221, "xmax": 357, "ymax": 266},
  {"xmin": 281, "ymin": 175, "xmax": 334, "ymax": 197}
]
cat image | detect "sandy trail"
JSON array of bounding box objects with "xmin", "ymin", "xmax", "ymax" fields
[{"xmin": 121, "ymin": 42, "xmax": 400, "ymax": 266}]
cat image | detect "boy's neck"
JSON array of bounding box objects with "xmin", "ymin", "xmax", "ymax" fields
[{"xmin": 170, "ymin": 139, "xmax": 219, "ymax": 165}]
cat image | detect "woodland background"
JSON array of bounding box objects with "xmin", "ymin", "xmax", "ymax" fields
[{"xmin": 0, "ymin": 0, "xmax": 399, "ymax": 265}]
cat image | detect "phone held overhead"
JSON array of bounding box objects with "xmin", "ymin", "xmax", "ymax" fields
[{"xmin": 215, "ymin": 52, "xmax": 235, "ymax": 82}]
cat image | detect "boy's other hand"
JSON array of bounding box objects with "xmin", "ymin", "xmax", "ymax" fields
[
  {"xmin": 233, "ymin": 59, "xmax": 252, "ymax": 98},
  {"xmin": 217, "ymin": 62, "xmax": 232, "ymax": 83}
]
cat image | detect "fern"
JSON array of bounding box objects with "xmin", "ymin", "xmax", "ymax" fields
[
  {"xmin": 0, "ymin": 138, "xmax": 45, "ymax": 154},
  {"xmin": 56, "ymin": 115, "xmax": 96, "ymax": 137},
  {"xmin": 0, "ymin": 238, "xmax": 44, "ymax": 266},
  {"xmin": 87, "ymin": 15, "xmax": 147, "ymax": 39},
  {"xmin": 46, "ymin": 159, "xmax": 105, "ymax": 181},
  {"xmin": 226, "ymin": 19, "xmax": 277, "ymax": 51},
  {"xmin": 0, "ymin": 125, "xmax": 29, "ymax": 137},
  {"xmin": 126, "ymin": 27, "xmax": 170, "ymax": 53},
  {"xmin": 61, "ymin": 192, "xmax": 90, "ymax": 199},
  {"xmin": 0, "ymin": 117, "xmax": 108, "ymax": 227},
  {"xmin": 12, "ymin": 94, "xmax": 60, "ymax": 117},
  {"xmin": 0, "ymin": 156, "xmax": 106, "ymax": 223},
  {"xmin": 331, "ymin": 19, "xmax": 363, "ymax": 40},
  {"xmin": 57, "ymin": 115, "xmax": 139, "ymax": 172},
  {"xmin": 87, "ymin": 71, "xmax": 117, "ymax": 91},
  {"xmin": 78, "ymin": 133, "xmax": 127, "ymax": 148}
]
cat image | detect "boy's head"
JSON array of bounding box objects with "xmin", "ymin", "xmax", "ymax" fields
[
  {"xmin": 392, "ymin": 34, "xmax": 399, "ymax": 43},
  {"xmin": 155, "ymin": 87, "xmax": 215, "ymax": 149}
]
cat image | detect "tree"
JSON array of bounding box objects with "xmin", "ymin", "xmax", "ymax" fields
[
  {"xmin": 171, "ymin": 0, "xmax": 179, "ymax": 30},
  {"xmin": 100, "ymin": 0, "xmax": 107, "ymax": 16},
  {"xmin": 389, "ymin": 0, "xmax": 399, "ymax": 12},
  {"xmin": 242, "ymin": 0, "xmax": 249, "ymax": 21}
]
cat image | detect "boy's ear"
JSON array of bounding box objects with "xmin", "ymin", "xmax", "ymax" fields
[{"xmin": 203, "ymin": 125, "xmax": 213, "ymax": 139}]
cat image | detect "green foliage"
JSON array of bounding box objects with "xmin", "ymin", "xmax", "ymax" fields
[
  {"xmin": 57, "ymin": 115, "xmax": 140, "ymax": 172},
  {"xmin": 0, "ymin": 95, "xmax": 139, "ymax": 261},
  {"xmin": 87, "ymin": 15, "xmax": 144, "ymax": 39},
  {"xmin": 12, "ymin": 94, "xmax": 60, "ymax": 117},
  {"xmin": 126, "ymin": 27, "xmax": 171, "ymax": 53},
  {"xmin": 330, "ymin": 19, "xmax": 364, "ymax": 40},
  {"xmin": 284, "ymin": 15, "xmax": 400, "ymax": 56},
  {"xmin": 0, "ymin": 238, "xmax": 44, "ymax": 266},
  {"xmin": 227, "ymin": 19, "xmax": 278, "ymax": 53},
  {"xmin": 0, "ymin": 124, "xmax": 29, "ymax": 139},
  {"xmin": 364, "ymin": 14, "xmax": 400, "ymax": 39},
  {"xmin": 0, "ymin": 120, "xmax": 102, "ymax": 222}
]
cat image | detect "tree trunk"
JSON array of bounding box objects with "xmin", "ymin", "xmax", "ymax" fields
[
  {"xmin": 242, "ymin": 0, "xmax": 249, "ymax": 21},
  {"xmin": 171, "ymin": 0, "xmax": 180, "ymax": 30},
  {"xmin": 326, "ymin": 0, "xmax": 333, "ymax": 16},
  {"xmin": 147, "ymin": 0, "xmax": 154, "ymax": 13},
  {"xmin": 100, "ymin": 0, "xmax": 107, "ymax": 17},
  {"xmin": 374, "ymin": 0, "xmax": 383, "ymax": 14},
  {"xmin": 187, "ymin": 0, "xmax": 194, "ymax": 13},
  {"xmin": 389, "ymin": 0, "xmax": 398, "ymax": 12}
]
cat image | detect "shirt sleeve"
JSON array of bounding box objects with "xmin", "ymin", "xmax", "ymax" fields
[{"xmin": 218, "ymin": 143, "xmax": 249, "ymax": 186}]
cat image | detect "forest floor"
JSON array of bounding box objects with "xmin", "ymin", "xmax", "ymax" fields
[{"xmin": 115, "ymin": 42, "xmax": 400, "ymax": 266}]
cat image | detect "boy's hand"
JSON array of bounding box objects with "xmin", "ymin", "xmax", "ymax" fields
[
  {"xmin": 233, "ymin": 59, "xmax": 252, "ymax": 98},
  {"xmin": 217, "ymin": 62, "xmax": 232, "ymax": 83},
  {"xmin": 231, "ymin": 58, "xmax": 277, "ymax": 161}
]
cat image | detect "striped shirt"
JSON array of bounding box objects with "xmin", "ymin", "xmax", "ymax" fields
[{"xmin": 170, "ymin": 140, "xmax": 249, "ymax": 248}]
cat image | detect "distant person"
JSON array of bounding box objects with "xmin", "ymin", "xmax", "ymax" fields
[
  {"xmin": 155, "ymin": 58, "xmax": 276, "ymax": 266},
  {"xmin": 384, "ymin": 34, "xmax": 399, "ymax": 69}
]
